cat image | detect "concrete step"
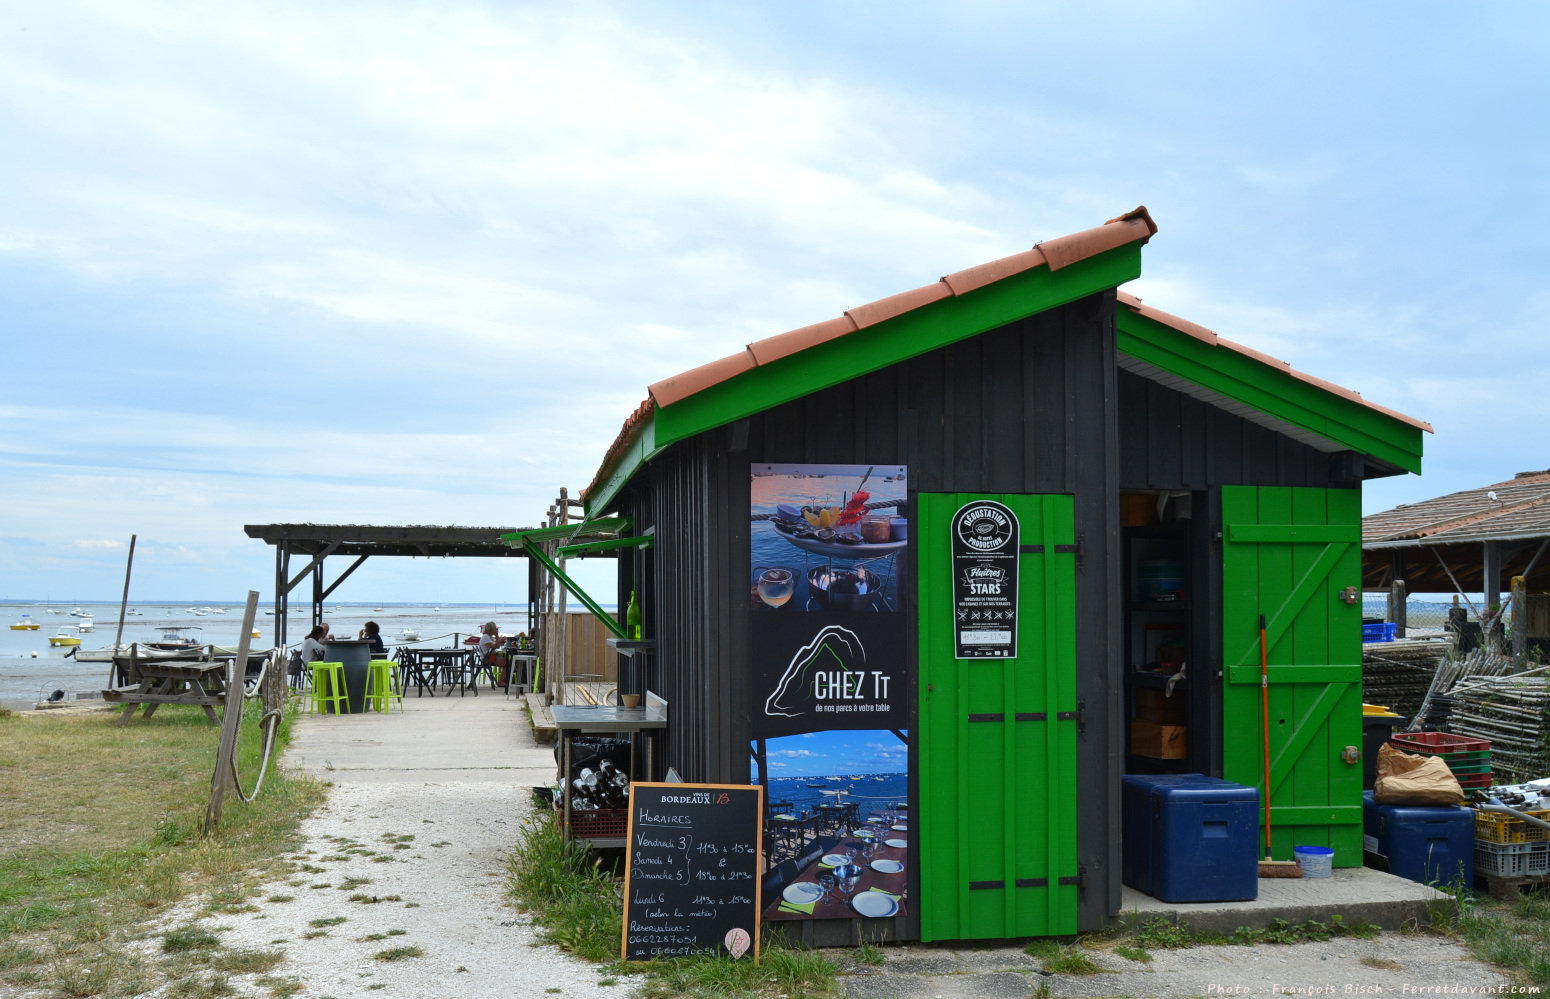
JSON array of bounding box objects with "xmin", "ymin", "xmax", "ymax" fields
[{"xmin": 525, "ymin": 692, "xmax": 556, "ymax": 743}]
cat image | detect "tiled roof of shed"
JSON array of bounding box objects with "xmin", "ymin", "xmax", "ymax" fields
[
  {"xmin": 1364, "ymin": 471, "xmax": 1550, "ymax": 548},
  {"xmin": 1115, "ymin": 293, "xmax": 1434, "ymax": 434}
]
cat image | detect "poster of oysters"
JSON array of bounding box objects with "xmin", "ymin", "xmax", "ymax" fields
[{"xmin": 751, "ymin": 463, "xmax": 907, "ymax": 613}]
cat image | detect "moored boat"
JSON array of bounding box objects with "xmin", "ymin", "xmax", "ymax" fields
[
  {"xmin": 10, "ymin": 615, "xmax": 39, "ymax": 630},
  {"xmin": 49, "ymin": 629, "xmax": 82, "ymax": 647}
]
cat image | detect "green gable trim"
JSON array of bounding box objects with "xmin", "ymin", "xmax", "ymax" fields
[
  {"xmin": 586, "ymin": 244, "xmax": 1143, "ymax": 516},
  {"xmin": 1116, "ymin": 309, "xmax": 1424, "ymax": 475}
]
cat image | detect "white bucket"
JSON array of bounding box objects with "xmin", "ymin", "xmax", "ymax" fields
[{"xmin": 1294, "ymin": 845, "xmax": 1334, "ymax": 878}]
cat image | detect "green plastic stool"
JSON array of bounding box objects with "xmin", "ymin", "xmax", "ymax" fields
[
  {"xmin": 365, "ymin": 658, "xmax": 403, "ymax": 713},
  {"xmin": 308, "ymin": 662, "xmax": 348, "ymax": 715}
]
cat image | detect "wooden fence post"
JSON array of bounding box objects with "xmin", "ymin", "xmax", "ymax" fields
[{"xmin": 206, "ymin": 591, "xmax": 259, "ymax": 835}]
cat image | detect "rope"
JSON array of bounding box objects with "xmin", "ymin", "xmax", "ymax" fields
[{"xmin": 229, "ymin": 707, "xmax": 283, "ymax": 803}]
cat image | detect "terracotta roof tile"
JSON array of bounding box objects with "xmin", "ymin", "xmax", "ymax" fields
[
  {"xmin": 648, "ymin": 349, "xmax": 757, "ymax": 409},
  {"xmin": 582, "ymin": 397, "xmax": 653, "ymax": 501},
  {"xmin": 941, "ymin": 247, "xmax": 1048, "ymax": 296},
  {"xmin": 1040, "ymin": 211, "xmax": 1155, "ymax": 271},
  {"xmin": 844, "ymin": 281, "xmax": 953, "ymax": 329},
  {"xmin": 747, "ymin": 316, "xmax": 858, "ymax": 366},
  {"xmin": 1116, "ymin": 291, "xmax": 1434, "ymax": 434}
]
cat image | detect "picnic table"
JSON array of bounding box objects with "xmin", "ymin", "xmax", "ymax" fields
[
  {"xmin": 103, "ymin": 659, "xmax": 232, "ymax": 725},
  {"xmin": 763, "ymin": 819, "xmax": 910, "ymax": 922},
  {"xmin": 398, "ymin": 647, "xmax": 478, "ymax": 696}
]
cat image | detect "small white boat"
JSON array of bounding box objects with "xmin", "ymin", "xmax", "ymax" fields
[
  {"xmin": 209, "ymin": 607, "xmax": 226, "ymax": 614},
  {"xmin": 373, "ymin": 607, "xmax": 383, "ymax": 612},
  {"xmin": 10, "ymin": 615, "xmax": 39, "ymax": 631},
  {"xmin": 397, "ymin": 628, "xmax": 421, "ymax": 642},
  {"xmin": 251, "ymin": 628, "xmax": 261, "ymax": 639},
  {"xmin": 75, "ymin": 643, "xmax": 130, "ymax": 662},
  {"xmin": 76, "ymin": 616, "xmax": 94, "ymax": 633},
  {"xmin": 69, "ymin": 607, "xmax": 89, "ymax": 617},
  {"xmin": 49, "ymin": 629, "xmax": 82, "ymax": 647}
]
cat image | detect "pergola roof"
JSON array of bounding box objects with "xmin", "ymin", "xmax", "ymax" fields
[
  {"xmin": 244, "ymin": 524, "xmax": 527, "ymax": 558},
  {"xmin": 1361, "ymin": 471, "xmax": 1550, "ymax": 590}
]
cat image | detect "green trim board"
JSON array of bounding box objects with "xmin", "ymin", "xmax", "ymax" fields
[
  {"xmin": 1117, "ymin": 309, "xmax": 1424, "ymax": 475},
  {"xmin": 585, "ymin": 244, "xmax": 1144, "ymax": 516},
  {"xmin": 499, "ymin": 517, "xmax": 633, "ymax": 547},
  {"xmin": 554, "ymin": 535, "xmax": 655, "ymax": 558},
  {"xmin": 917, "ymin": 493, "xmax": 1078, "ymax": 941}
]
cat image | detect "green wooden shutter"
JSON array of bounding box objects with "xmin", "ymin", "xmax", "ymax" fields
[
  {"xmin": 1221, "ymin": 485, "xmax": 1363, "ymax": 865},
  {"xmin": 917, "ymin": 493, "xmax": 1079, "ymax": 941}
]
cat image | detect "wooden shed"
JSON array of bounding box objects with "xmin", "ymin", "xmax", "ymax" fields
[{"xmin": 567, "ymin": 208, "xmax": 1432, "ymax": 943}]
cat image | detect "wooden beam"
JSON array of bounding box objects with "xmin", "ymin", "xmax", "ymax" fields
[
  {"xmin": 320, "ymin": 555, "xmax": 370, "ymax": 601},
  {"xmin": 285, "ymin": 542, "xmax": 339, "ymax": 594}
]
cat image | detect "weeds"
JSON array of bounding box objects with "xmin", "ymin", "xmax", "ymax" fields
[
  {"xmin": 1025, "ymin": 939, "xmax": 1102, "ymax": 975},
  {"xmin": 856, "ymin": 939, "xmax": 885, "ymax": 966},
  {"xmin": 309, "ymin": 916, "xmax": 347, "ymax": 928},
  {"xmin": 1113, "ymin": 944, "xmax": 1151, "ymax": 962},
  {"xmin": 373, "ymin": 945, "xmax": 424, "ymax": 961},
  {"xmin": 210, "ymin": 948, "xmax": 284, "ymax": 973},
  {"xmin": 635, "ymin": 946, "xmax": 841, "ymax": 999},
  {"xmin": 1130, "ymin": 915, "xmax": 1376, "ymax": 950},
  {"xmin": 504, "ymin": 818, "xmax": 622, "ymax": 962},
  {"xmin": 163, "ymin": 926, "xmax": 221, "ymax": 953}
]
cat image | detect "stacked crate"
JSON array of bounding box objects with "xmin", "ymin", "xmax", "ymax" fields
[
  {"xmin": 1474, "ymin": 808, "xmax": 1550, "ymax": 879},
  {"xmin": 1390, "ymin": 732, "xmax": 1492, "ymax": 790}
]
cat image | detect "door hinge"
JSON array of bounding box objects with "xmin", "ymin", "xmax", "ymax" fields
[
  {"xmin": 1053, "ymin": 531, "xmax": 1086, "ymax": 573},
  {"xmin": 1055, "ymin": 699, "xmax": 1086, "ymax": 737}
]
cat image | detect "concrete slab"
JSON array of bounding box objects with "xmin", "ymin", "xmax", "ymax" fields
[
  {"xmin": 1119, "ymin": 866, "xmax": 1450, "ymax": 934},
  {"xmin": 285, "ymin": 692, "xmax": 555, "ymax": 786}
]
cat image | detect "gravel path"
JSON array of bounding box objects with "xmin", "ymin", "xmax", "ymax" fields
[{"xmin": 156, "ymin": 694, "xmax": 606, "ymax": 997}]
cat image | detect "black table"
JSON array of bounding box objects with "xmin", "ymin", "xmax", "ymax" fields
[
  {"xmin": 402, "ymin": 647, "xmax": 478, "ymax": 696},
  {"xmin": 323, "ymin": 640, "xmax": 373, "ymax": 713}
]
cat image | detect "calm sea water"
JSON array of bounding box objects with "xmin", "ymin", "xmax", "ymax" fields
[
  {"xmin": 0, "ymin": 601, "xmax": 537, "ymax": 710},
  {"xmin": 753, "ymin": 773, "xmax": 908, "ymax": 817}
]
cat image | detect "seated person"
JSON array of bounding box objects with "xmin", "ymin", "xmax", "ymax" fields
[
  {"xmin": 300, "ymin": 625, "xmax": 327, "ymax": 663},
  {"xmin": 360, "ymin": 621, "xmax": 386, "ymax": 655}
]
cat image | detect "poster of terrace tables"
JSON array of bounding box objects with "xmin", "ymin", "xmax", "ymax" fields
[{"xmin": 748, "ymin": 463, "xmax": 910, "ymax": 922}]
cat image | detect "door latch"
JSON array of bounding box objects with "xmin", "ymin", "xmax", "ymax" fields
[
  {"xmin": 1339, "ymin": 586, "xmax": 1360, "ymax": 606},
  {"xmin": 1341, "ymin": 745, "xmax": 1360, "ymax": 766}
]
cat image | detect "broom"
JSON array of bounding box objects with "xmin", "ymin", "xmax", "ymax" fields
[{"xmin": 1257, "ymin": 613, "xmax": 1302, "ymax": 878}]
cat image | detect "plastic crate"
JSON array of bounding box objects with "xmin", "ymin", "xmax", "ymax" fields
[
  {"xmin": 1448, "ymin": 762, "xmax": 1493, "ymax": 775},
  {"xmin": 1363, "ymin": 622, "xmax": 1398, "ymax": 643},
  {"xmin": 1392, "ymin": 732, "xmax": 1491, "ymax": 754},
  {"xmin": 1476, "ymin": 809, "xmax": 1550, "ymax": 844},
  {"xmin": 1476, "ymin": 840, "xmax": 1550, "ymax": 877},
  {"xmin": 1457, "ymin": 774, "xmax": 1494, "ymax": 789},
  {"xmin": 554, "ymin": 805, "xmax": 628, "ymax": 839}
]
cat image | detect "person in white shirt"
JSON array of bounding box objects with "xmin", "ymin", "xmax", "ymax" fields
[{"xmin": 301, "ymin": 625, "xmax": 327, "ymax": 662}]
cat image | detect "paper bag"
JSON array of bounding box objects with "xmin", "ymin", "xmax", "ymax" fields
[{"xmin": 1373, "ymin": 742, "xmax": 1465, "ymax": 805}]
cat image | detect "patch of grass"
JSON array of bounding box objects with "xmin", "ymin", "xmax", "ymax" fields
[
  {"xmin": 302, "ymin": 930, "xmax": 329, "ymax": 939},
  {"xmin": 1453, "ymin": 886, "xmax": 1550, "ymax": 987},
  {"xmin": 1113, "ymin": 944, "xmax": 1151, "ymax": 962},
  {"xmin": 505, "ymin": 816, "xmax": 622, "ymax": 962},
  {"xmin": 255, "ymin": 975, "xmax": 303, "ymax": 998},
  {"xmin": 1025, "ymin": 939, "xmax": 1102, "ymax": 975},
  {"xmin": 210, "ymin": 948, "xmax": 284, "ymax": 973},
  {"xmin": 358, "ymin": 933, "xmax": 388, "ymax": 942},
  {"xmin": 430, "ymin": 841, "xmax": 450, "ymax": 848},
  {"xmin": 635, "ymin": 946, "xmax": 841, "ymax": 999},
  {"xmin": 267, "ymin": 895, "xmax": 295, "ymax": 903},
  {"xmin": 370, "ymin": 855, "xmax": 395, "ymax": 863},
  {"xmin": 163, "ymin": 925, "xmax": 221, "ymax": 953},
  {"xmin": 1130, "ymin": 914, "xmax": 1376, "ymax": 950},
  {"xmin": 599, "ymin": 977, "xmax": 618, "ymax": 986},
  {"xmin": 373, "ymin": 945, "xmax": 423, "ymax": 962},
  {"xmin": 856, "ymin": 939, "xmax": 885, "ymax": 966},
  {"xmin": 310, "ymin": 916, "xmax": 347, "ymax": 927},
  {"xmin": 338, "ymin": 877, "xmax": 373, "ymax": 890},
  {"xmin": 1361, "ymin": 955, "xmax": 1401, "ymax": 971},
  {"xmin": 309, "ymin": 883, "xmax": 332, "ymax": 889},
  {"xmin": 387, "ymin": 929, "xmax": 407, "ymax": 936}
]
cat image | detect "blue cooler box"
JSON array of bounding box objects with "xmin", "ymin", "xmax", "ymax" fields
[
  {"xmin": 1362, "ymin": 791, "xmax": 1474, "ymax": 887},
  {"xmin": 1123, "ymin": 774, "xmax": 1259, "ymax": 902}
]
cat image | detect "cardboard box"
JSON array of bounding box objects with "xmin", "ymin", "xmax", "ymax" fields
[
  {"xmin": 1121, "ymin": 494, "xmax": 1156, "ymax": 527},
  {"xmin": 1131, "ymin": 719, "xmax": 1188, "ymax": 759},
  {"xmin": 1135, "ymin": 686, "xmax": 1187, "ymax": 725}
]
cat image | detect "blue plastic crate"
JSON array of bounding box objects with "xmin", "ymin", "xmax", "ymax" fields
[
  {"xmin": 1123, "ymin": 774, "xmax": 1259, "ymax": 903},
  {"xmin": 1362, "ymin": 791, "xmax": 1474, "ymax": 887},
  {"xmin": 1363, "ymin": 622, "xmax": 1397, "ymax": 643}
]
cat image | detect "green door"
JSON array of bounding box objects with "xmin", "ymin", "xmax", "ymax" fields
[
  {"xmin": 917, "ymin": 493, "xmax": 1079, "ymax": 941},
  {"xmin": 1222, "ymin": 485, "xmax": 1364, "ymax": 866}
]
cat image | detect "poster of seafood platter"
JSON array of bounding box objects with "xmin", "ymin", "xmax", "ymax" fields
[{"xmin": 750, "ymin": 463, "xmax": 908, "ymax": 613}]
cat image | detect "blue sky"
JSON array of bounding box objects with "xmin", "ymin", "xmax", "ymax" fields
[
  {"xmin": 1, "ymin": 3, "xmax": 1545, "ymax": 601},
  {"xmin": 759, "ymin": 729, "xmax": 908, "ymax": 779}
]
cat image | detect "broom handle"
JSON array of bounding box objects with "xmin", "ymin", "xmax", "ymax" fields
[{"xmin": 1260, "ymin": 613, "xmax": 1272, "ymax": 858}]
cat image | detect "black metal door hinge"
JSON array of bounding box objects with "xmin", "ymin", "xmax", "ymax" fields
[
  {"xmin": 1055, "ymin": 699, "xmax": 1086, "ymax": 737},
  {"xmin": 1053, "ymin": 532, "xmax": 1085, "ymax": 573}
]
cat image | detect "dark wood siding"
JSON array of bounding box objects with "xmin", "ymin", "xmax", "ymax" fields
[{"xmin": 1116, "ymin": 369, "xmax": 1336, "ymax": 490}]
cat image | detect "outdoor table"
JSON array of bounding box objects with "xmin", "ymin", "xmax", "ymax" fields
[
  {"xmin": 552, "ymin": 702, "xmax": 668, "ymax": 848},
  {"xmin": 323, "ymin": 640, "xmax": 372, "ymax": 713},
  {"xmin": 103, "ymin": 659, "xmax": 230, "ymax": 725},
  {"xmin": 418, "ymin": 647, "xmax": 477, "ymax": 695},
  {"xmin": 763, "ymin": 829, "xmax": 909, "ymax": 922},
  {"xmin": 397, "ymin": 649, "xmax": 439, "ymax": 696}
]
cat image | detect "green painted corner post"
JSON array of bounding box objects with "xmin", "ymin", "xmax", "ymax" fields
[
  {"xmin": 1220, "ymin": 485, "xmax": 1364, "ymax": 867},
  {"xmin": 917, "ymin": 493, "xmax": 1078, "ymax": 941}
]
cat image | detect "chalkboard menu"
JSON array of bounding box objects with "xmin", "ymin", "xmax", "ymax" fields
[
  {"xmin": 622, "ymin": 783, "xmax": 764, "ymax": 962},
  {"xmin": 951, "ymin": 500, "xmax": 1021, "ymax": 659}
]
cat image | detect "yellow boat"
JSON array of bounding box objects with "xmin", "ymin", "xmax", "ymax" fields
[
  {"xmin": 10, "ymin": 615, "xmax": 39, "ymax": 630},
  {"xmin": 48, "ymin": 629, "xmax": 82, "ymax": 647}
]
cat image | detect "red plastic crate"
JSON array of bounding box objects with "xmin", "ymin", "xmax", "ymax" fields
[
  {"xmin": 1457, "ymin": 773, "xmax": 1494, "ymax": 789},
  {"xmin": 554, "ymin": 805, "xmax": 628, "ymax": 839},
  {"xmin": 1392, "ymin": 732, "xmax": 1491, "ymax": 754}
]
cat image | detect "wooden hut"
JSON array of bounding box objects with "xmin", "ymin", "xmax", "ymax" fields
[{"xmin": 550, "ymin": 208, "xmax": 1431, "ymax": 943}]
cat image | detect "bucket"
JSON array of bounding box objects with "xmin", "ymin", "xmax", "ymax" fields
[{"xmin": 1294, "ymin": 845, "xmax": 1334, "ymax": 878}]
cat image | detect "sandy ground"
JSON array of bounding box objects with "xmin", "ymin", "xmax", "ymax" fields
[{"xmin": 153, "ymin": 692, "xmax": 604, "ymax": 998}]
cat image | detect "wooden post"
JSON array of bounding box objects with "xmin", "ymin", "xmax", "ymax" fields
[
  {"xmin": 1513, "ymin": 575, "xmax": 1528, "ymax": 665},
  {"xmin": 112, "ymin": 535, "xmax": 136, "ymax": 660},
  {"xmin": 206, "ymin": 591, "xmax": 259, "ymax": 835},
  {"xmin": 1484, "ymin": 540, "xmax": 1503, "ymax": 654},
  {"xmin": 1389, "ymin": 578, "xmax": 1407, "ymax": 640}
]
